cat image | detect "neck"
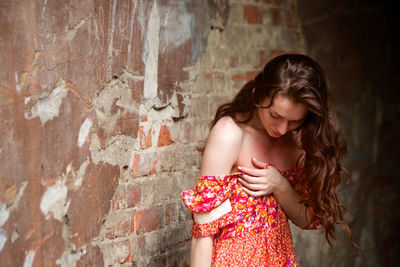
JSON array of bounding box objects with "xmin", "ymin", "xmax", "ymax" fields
[{"xmin": 247, "ymin": 109, "xmax": 265, "ymax": 132}]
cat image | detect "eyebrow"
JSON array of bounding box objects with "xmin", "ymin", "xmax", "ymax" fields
[{"xmin": 270, "ymin": 109, "xmax": 305, "ymax": 122}]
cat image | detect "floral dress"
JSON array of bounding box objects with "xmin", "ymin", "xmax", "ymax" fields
[{"xmin": 181, "ymin": 167, "xmax": 317, "ymax": 266}]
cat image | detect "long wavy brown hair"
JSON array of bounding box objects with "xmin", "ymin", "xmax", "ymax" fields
[{"xmin": 211, "ymin": 53, "xmax": 359, "ymax": 249}]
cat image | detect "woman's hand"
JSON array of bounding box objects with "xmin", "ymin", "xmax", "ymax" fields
[{"xmin": 237, "ymin": 157, "xmax": 290, "ymax": 197}]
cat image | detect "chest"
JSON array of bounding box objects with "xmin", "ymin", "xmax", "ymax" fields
[{"xmin": 235, "ymin": 130, "xmax": 300, "ymax": 171}]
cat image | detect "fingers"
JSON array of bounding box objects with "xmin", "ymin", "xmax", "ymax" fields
[
  {"xmin": 251, "ymin": 157, "xmax": 267, "ymax": 169},
  {"xmin": 241, "ymin": 186, "xmax": 267, "ymax": 198},
  {"xmin": 238, "ymin": 177, "xmax": 264, "ymax": 191},
  {"xmin": 239, "ymin": 173, "xmax": 263, "ymax": 184},
  {"xmin": 237, "ymin": 165, "xmax": 264, "ymax": 176}
]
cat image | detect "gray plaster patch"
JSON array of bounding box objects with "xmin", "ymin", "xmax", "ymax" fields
[
  {"xmin": 143, "ymin": 1, "xmax": 160, "ymax": 99},
  {"xmin": 8, "ymin": 181, "xmax": 28, "ymax": 212},
  {"xmin": 40, "ymin": 178, "xmax": 70, "ymax": 221},
  {"xmin": 11, "ymin": 227, "xmax": 19, "ymax": 243},
  {"xmin": 73, "ymin": 159, "xmax": 90, "ymax": 188},
  {"xmin": 56, "ymin": 245, "xmax": 86, "ymax": 267},
  {"xmin": 78, "ymin": 118, "xmax": 92, "ymax": 148},
  {"xmin": 23, "ymin": 250, "xmax": 36, "ymax": 267},
  {"xmin": 161, "ymin": 4, "xmax": 193, "ymax": 49},
  {"xmin": 25, "ymin": 81, "xmax": 68, "ymax": 126},
  {"xmin": 90, "ymin": 133, "xmax": 135, "ymax": 167},
  {"xmin": 0, "ymin": 203, "xmax": 9, "ymax": 227},
  {"xmin": 0, "ymin": 229, "xmax": 6, "ymax": 252}
]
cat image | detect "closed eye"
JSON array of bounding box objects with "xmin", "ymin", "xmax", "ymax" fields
[{"xmin": 269, "ymin": 111, "xmax": 281, "ymax": 119}]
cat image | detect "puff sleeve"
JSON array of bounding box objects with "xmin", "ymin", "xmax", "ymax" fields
[{"xmin": 181, "ymin": 173, "xmax": 240, "ymax": 237}]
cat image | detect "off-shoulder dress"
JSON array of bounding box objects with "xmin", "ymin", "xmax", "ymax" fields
[{"xmin": 181, "ymin": 167, "xmax": 318, "ymax": 266}]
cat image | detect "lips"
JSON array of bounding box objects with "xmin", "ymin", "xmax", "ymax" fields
[{"xmin": 270, "ymin": 130, "xmax": 281, "ymax": 137}]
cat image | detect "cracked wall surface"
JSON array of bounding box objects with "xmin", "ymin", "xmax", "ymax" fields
[
  {"xmin": 2, "ymin": 0, "xmax": 396, "ymax": 266},
  {"xmin": 0, "ymin": 0, "xmax": 221, "ymax": 265}
]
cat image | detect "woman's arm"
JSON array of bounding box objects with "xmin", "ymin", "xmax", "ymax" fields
[
  {"xmin": 190, "ymin": 117, "xmax": 243, "ymax": 267},
  {"xmin": 238, "ymin": 157, "xmax": 313, "ymax": 229},
  {"xmin": 272, "ymin": 178, "xmax": 313, "ymax": 229}
]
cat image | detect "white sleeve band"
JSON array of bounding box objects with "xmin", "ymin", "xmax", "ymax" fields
[{"xmin": 193, "ymin": 199, "xmax": 232, "ymax": 224}]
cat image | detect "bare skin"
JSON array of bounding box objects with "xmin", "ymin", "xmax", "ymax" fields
[{"xmin": 190, "ymin": 94, "xmax": 314, "ymax": 267}]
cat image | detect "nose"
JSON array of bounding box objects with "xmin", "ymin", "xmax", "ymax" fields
[{"xmin": 277, "ymin": 122, "xmax": 288, "ymax": 135}]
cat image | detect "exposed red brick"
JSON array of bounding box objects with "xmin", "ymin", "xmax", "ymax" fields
[
  {"xmin": 164, "ymin": 203, "xmax": 176, "ymax": 226},
  {"xmin": 135, "ymin": 207, "xmax": 160, "ymax": 233},
  {"xmin": 205, "ymin": 73, "xmax": 225, "ymax": 81},
  {"xmin": 131, "ymin": 213, "xmax": 135, "ymax": 233},
  {"xmin": 264, "ymin": 0, "xmax": 282, "ymax": 5},
  {"xmin": 230, "ymin": 71, "xmax": 259, "ymax": 81},
  {"xmin": 127, "ymin": 183, "xmax": 141, "ymax": 208},
  {"xmin": 270, "ymin": 7, "xmax": 281, "ymax": 25},
  {"xmin": 122, "ymin": 253, "xmax": 131, "ymax": 264},
  {"xmin": 151, "ymin": 159, "xmax": 157, "ymax": 174},
  {"xmin": 110, "ymin": 99, "xmax": 120, "ymax": 115},
  {"xmin": 105, "ymin": 219, "xmax": 131, "ymax": 239},
  {"xmin": 243, "ymin": 5, "xmax": 263, "ymax": 24},
  {"xmin": 286, "ymin": 15, "xmax": 296, "ymax": 28},
  {"xmin": 158, "ymin": 125, "xmax": 173, "ymax": 147},
  {"xmin": 114, "ymin": 111, "xmax": 139, "ymax": 136},
  {"xmin": 131, "ymin": 154, "xmax": 140, "ymax": 176},
  {"xmin": 138, "ymin": 126, "xmax": 152, "ymax": 149},
  {"xmin": 140, "ymin": 115, "xmax": 148, "ymax": 122},
  {"xmin": 112, "ymin": 185, "xmax": 126, "ymax": 210},
  {"xmin": 165, "ymin": 210, "xmax": 171, "ymax": 225}
]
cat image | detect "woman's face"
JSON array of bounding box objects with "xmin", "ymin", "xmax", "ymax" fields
[{"xmin": 257, "ymin": 94, "xmax": 308, "ymax": 138}]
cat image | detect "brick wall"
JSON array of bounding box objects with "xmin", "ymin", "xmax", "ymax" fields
[
  {"xmin": 0, "ymin": 0, "xmax": 304, "ymax": 265},
  {"xmin": 3, "ymin": 0, "xmax": 394, "ymax": 266}
]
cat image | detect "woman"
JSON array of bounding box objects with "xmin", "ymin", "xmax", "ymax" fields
[{"xmin": 182, "ymin": 54, "xmax": 356, "ymax": 266}]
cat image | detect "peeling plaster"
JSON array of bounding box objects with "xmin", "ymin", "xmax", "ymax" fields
[
  {"xmin": 105, "ymin": 0, "xmax": 117, "ymax": 80},
  {"xmin": 40, "ymin": 178, "xmax": 70, "ymax": 221},
  {"xmin": 0, "ymin": 229, "xmax": 6, "ymax": 252},
  {"xmin": 23, "ymin": 250, "xmax": 36, "ymax": 267},
  {"xmin": 90, "ymin": 133, "xmax": 135, "ymax": 167},
  {"xmin": 73, "ymin": 159, "xmax": 89, "ymax": 188},
  {"xmin": 25, "ymin": 81, "xmax": 68, "ymax": 126},
  {"xmin": 93, "ymin": 78, "xmax": 138, "ymax": 118},
  {"xmin": 42, "ymin": 0, "xmax": 48, "ymax": 20},
  {"xmin": 65, "ymin": 20, "xmax": 85, "ymax": 42},
  {"xmin": 161, "ymin": 4, "xmax": 193, "ymax": 50},
  {"xmin": 0, "ymin": 203, "xmax": 9, "ymax": 227},
  {"xmin": 7, "ymin": 181, "xmax": 28, "ymax": 212},
  {"xmin": 11, "ymin": 227, "xmax": 19, "ymax": 243},
  {"xmin": 15, "ymin": 72, "xmax": 21, "ymax": 91},
  {"xmin": 56, "ymin": 245, "xmax": 86, "ymax": 267},
  {"xmin": 143, "ymin": 1, "xmax": 160, "ymax": 99},
  {"xmin": 78, "ymin": 118, "xmax": 92, "ymax": 148}
]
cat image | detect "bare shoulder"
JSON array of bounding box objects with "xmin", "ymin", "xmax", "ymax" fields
[
  {"xmin": 200, "ymin": 116, "xmax": 244, "ymax": 176},
  {"xmin": 208, "ymin": 116, "xmax": 244, "ymax": 145}
]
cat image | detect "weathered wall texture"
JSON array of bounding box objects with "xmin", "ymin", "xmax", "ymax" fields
[
  {"xmin": 0, "ymin": 0, "xmax": 305, "ymax": 265},
  {"xmin": 0, "ymin": 0, "xmax": 221, "ymax": 265},
  {"xmin": 2, "ymin": 0, "xmax": 396, "ymax": 266}
]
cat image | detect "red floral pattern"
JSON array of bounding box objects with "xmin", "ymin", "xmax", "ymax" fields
[{"xmin": 181, "ymin": 167, "xmax": 316, "ymax": 266}]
